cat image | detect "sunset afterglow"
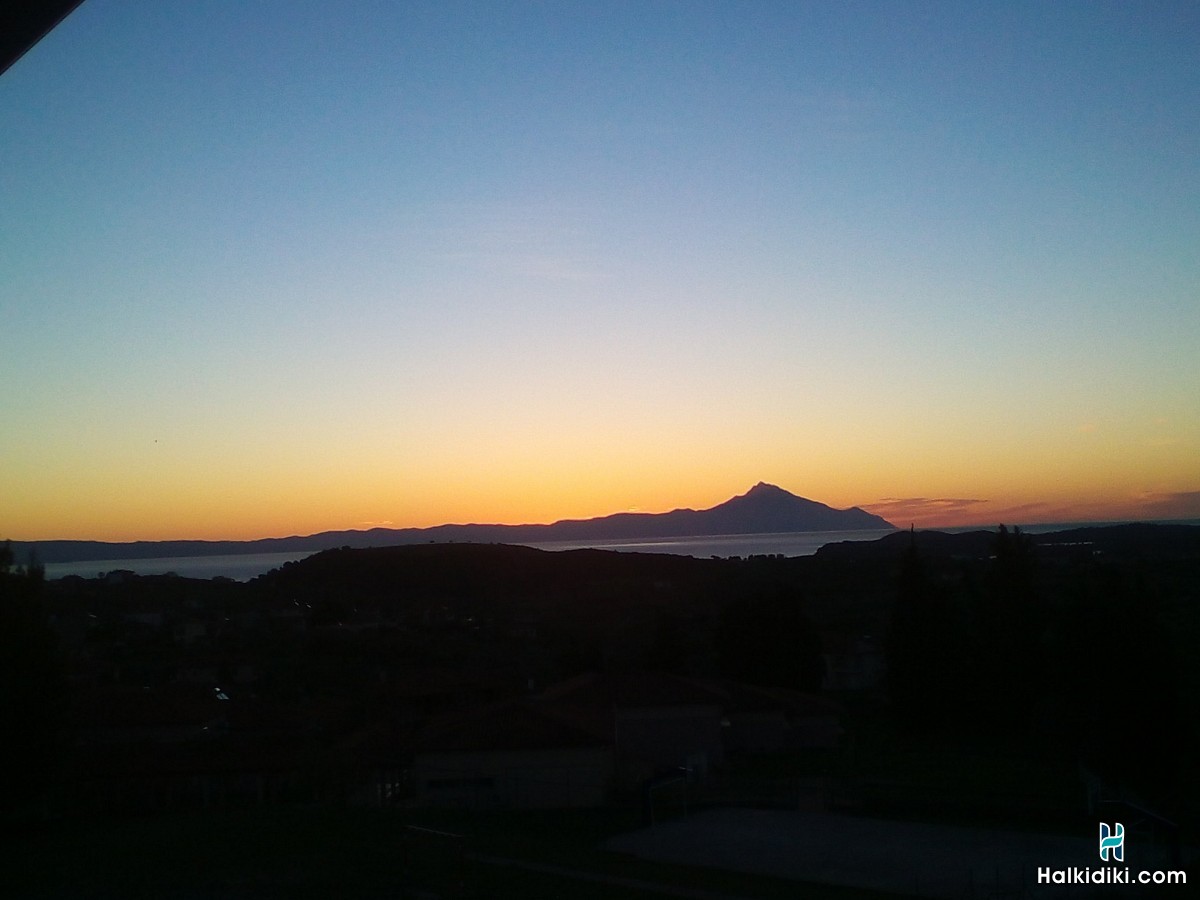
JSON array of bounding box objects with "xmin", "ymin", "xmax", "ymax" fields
[{"xmin": 2, "ymin": 2, "xmax": 1197, "ymax": 542}]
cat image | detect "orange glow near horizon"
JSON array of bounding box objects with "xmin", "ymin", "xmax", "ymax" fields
[
  {"xmin": 3, "ymin": 5, "xmax": 1197, "ymax": 549},
  {"xmin": 8, "ymin": 469, "xmax": 1200, "ymax": 544}
]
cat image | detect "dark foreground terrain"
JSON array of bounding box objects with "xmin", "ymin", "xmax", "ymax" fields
[{"xmin": 1, "ymin": 524, "xmax": 1197, "ymax": 896}]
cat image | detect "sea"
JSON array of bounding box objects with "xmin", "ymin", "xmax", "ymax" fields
[{"xmin": 41, "ymin": 520, "xmax": 1195, "ymax": 582}]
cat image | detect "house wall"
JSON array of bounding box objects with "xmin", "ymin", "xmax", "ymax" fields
[
  {"xmin": 822, "ymin": 637, "xmax": 885, "ymax": 691},
  {"xmin": 614, "ymin": 704, "xmax": 724, "ymax": 782},
  {"xmin": 413, "ymin": 746, "xmax": 613, "ymax": 809},
  {"xmin": 726, "ymin": 711, "xmax": 842, "ymax": 753},
  {"xmin": 790, "ymin": 713, "xmax": 842, "ymax": 749},
  {"xmin": 725, "ymin": 710, "xmax": 790, "ymax": 754}
]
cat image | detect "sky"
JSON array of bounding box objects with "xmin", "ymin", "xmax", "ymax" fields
[{"xmin": 2, "ymin": 1, "xmax": 1198, "ymax": 541}]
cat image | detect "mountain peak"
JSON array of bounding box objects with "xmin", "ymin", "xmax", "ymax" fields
[
  {"xmin": 710, "ymin": 483, "xmax": 894, "ymax": 531},
  {"xmin": 746, "ymin": 481, "xmax": 787, "ymax": 496},
  {"xmin": 730, "ymin": 482, "xmax": 802, "ymax": 506}
]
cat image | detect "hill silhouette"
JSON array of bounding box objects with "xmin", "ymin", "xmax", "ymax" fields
[{"xmin": 16, "ymin": 483, "xmax": 893, "ymax": 564}]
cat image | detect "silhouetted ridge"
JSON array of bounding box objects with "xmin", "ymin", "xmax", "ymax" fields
[
  {"xmin": 814, "ymin": 522, "xmax": 1200, "ymax": 562},
  {"xmin": 706, "ymin": 483, "xmax": 888, "ymax": 533},
  {"xmin": 16, "ymin": 484, "xmax": 894, "ymax": 563}
]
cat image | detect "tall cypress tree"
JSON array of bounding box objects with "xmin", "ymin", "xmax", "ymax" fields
[{"xmin": 0, "ymin": 541, "xmax": 67, "ymax": 821}]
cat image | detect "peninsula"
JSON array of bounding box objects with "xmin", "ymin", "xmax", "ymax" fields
[{"xmin": 14, "ymin": 483, "xmax": 894, "ymax": 564}]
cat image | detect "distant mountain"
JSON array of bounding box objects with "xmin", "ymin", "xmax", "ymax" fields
[{"xmin": 13, "ymin": 483, "xmax": 894, "ymax": 564}]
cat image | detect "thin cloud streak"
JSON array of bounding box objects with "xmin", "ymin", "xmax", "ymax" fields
[
  {"xmin": 862, "ymin": 497, "xmax": 990, "ymax": 526},
  {"xmin": 1131, "ymin": 490, "xmax": 1200, "ymax": 519}
]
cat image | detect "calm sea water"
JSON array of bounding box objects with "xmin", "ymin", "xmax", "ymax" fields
[
  {"xmin": 42, "ymin": 532, "xmax": 897, "ymax": 581},
  {"xmin": 43, "ymin": 551, "xmax": 316, "ymax": 582},
  {"xmin": 41, "ymin": 520, "xmax": 1196, "ymax": 582},
  {"xmin": 524, "ymin": 529, "xmax": 898, "ymax": 558}
]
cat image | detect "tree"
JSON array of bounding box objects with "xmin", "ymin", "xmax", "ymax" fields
[
  {"xmin": 0, "ymin": 539, "xmax": 67, "ymax": 821},
  {"xmin": 971, "ymin": 524, "xmax": 1043, "ymax": 733},
  {"xmin": 1050, "ymin": 562, "xmax": 1183, "ymax": 800},
  {"xmin": 885, "ymin": 534, "xmax": 969, "ymax": 731},
  {"xmin": 718, "ymin": 584, "xmax": 823, "ymax": 692}
]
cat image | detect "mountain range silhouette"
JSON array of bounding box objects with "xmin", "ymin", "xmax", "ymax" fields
[{"xmin": 16, "ymin": 484, "xmax": 894, "ymax": 564}]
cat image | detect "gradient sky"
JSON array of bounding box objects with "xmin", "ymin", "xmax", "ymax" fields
[{"xmin": 3, "ymin": 1, "xmax": 1198, "ymax": 541}]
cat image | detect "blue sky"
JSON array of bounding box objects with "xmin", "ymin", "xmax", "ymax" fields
[{"xmin": 2, "ymin": 1, "xmax": 1198, "ymax": 540}]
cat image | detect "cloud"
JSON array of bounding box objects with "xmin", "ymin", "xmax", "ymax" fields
[
  {"xmin": 860, "ymin": 497, "xmax": 989, "ymax": 525},
  {"xmin": 990, "ymin": 501, "xmax": 1052, "ymax": 518},
  {"xmin": 865, "ymin": 497, "xmax": 989, "ymax": 514},
  {"xmin": 1131, "ymin": 491, "xmax": 1200, "ymax": 520}
]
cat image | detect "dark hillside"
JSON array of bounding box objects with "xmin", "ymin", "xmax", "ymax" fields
[{"xmin": 11, "ymin": 524, "xmax": 1198, "ymax": 843}]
